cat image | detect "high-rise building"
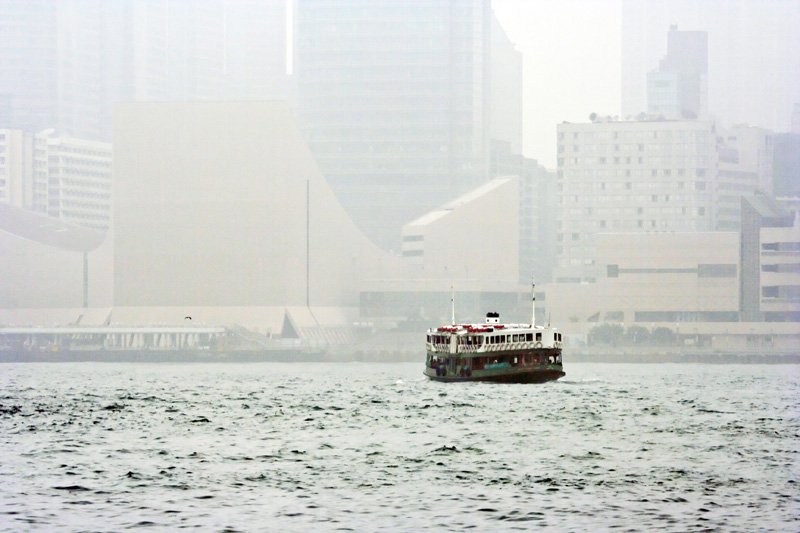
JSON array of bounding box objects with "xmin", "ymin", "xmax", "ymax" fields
[
  {"xmin": 296, "ymin": 0, "xmax": 514, "ymax": 251},
  {"xmin": 0, "ymin": 130, "xmax": 35, "ymax": 209},
  {"xmin": 646, "ymin": 25, "xmax": 707, "ymax": 120},
  {"xmin": 555, "ymin": 117, "xmax": 772, "ymax": 283},
  {"xmin": 490, "ymin": 140, "xmax": 556, "ymax": 284},
  {"xmin": 490, "ymin": 14, "xmax": 523, "ymax": 155},
  {"xmin": 0, "ymin": 129, "xmax": 112, "ymax": 230},
  {"xmin": 621, "ymin": 0, "xmax": 800, "ymax": 133},
  {"xmin": 1, "ymin": 0, "xmax": 293, "ymax": 142},
  {"xmin": 41, "ymin": 133, "xmax": 112, "ymax": 230},
  {"xmin": 0, "ymin": 0, "xmax": 106, "ymax": 140}
]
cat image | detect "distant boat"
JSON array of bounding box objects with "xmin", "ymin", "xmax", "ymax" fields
[{"xmin": 423, "ymin": 284, "xmax": 565, "ymax": 383}]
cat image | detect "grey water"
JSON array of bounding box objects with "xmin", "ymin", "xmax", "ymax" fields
[{"xmin": 1, "ymin": 362, "xmax": 798, "ymax": 532}]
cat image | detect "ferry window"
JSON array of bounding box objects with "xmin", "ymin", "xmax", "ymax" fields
[
  {"xmin": 513, "ymin": 335, "xmax": 519, "ymax": 342},
  {"xmin": 536, "ymin": 333, "xmax": 542, "ymax": 341},
  {"xmin": 526, "ymin": 333, "xmax": 533, "ymax": 341}
]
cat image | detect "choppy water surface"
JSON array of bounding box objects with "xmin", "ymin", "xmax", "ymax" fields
[{"xmin": 1, "ymin": 362, "xmax": 798, "ymax": 532}]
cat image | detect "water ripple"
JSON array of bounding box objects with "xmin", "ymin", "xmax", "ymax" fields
[{"xmin": 0, "ymin": 362, "xmax": 798, "ymax": 531}]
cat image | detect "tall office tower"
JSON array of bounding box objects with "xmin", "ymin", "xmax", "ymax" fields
[
  {"xmin": 622, "ymin": 0, "xmax": 800, "ymax": 133},
  {"xmin": 490, "ymin": 140, "xmax": 555, "ymax": 284},
  {"xmin": 222, "ymin": 0, "xmax": 293, "ymax": 102},
  {"xmin": 103, "ymin": 0, "xmax": 292, "ymax": 138},
  {"xmin": 296, "ymin": 0, "xmax": 504, "ymax": 251},
  {"xmin": 2, "ymin": 1, "xmax": 292, "ymax": 142},
  {"xmin": 490, "ymin": 15, "xmax": 523, "ymax": 155},
  {"xmin": 0, "ymin": 0, "xmax": 106, "ymax": 140},
  {"xmin": 646, "ymin": 26, "xmax": 707, "ymax": 120}
]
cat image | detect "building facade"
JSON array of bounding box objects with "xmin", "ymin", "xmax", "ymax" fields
[
  {"xmin": 556, "ymin": 119, "xmax": 716, "ymax": 282},
  {"xmin": 490, "ymin": 140, "xmax": 556, "ymax": 284},
  {"xmin": 296, "ymin": 0, "xmax": 515, "ymax": 251},
  {"xmin": 400, "ymin": 176, "xmax": 519, "ymax": 284},
  {"xmin": 113, "ymin": 101, "xmax": 402, "ymax": 310},
  {"xmin": 740, "ymin": 194, "xmax": 798, "ymax": 322},
  {"xmin": 41, "ymin": 134, "xmax": 112, "ymax": 230},
  {"xmin": 716, "ymin": 125, "xmax": 773, "ymax": 230},
  {"xmin": 0, "ymin": 129, "xmax": 111, "ymax": 230},
  {"xmin": 545, "ymin": 226, "xmax": 799, "ymax": 352},
  {"xmin": 361, "ymin": 175, "xmax": 529, "ymax": 325},
  {"xmin": 646, "ymin": 26, "xmax": 707, "ymax": 120},
  {"xmin": 1, "ymin": 0, "xmax": 293, "ymax": 142},
  {"xmin": 555, "ymin": 118, "xmax": 773, "ymax": 283},
  {"xmin": 0, "ymin": 130, "xmax": 35, "ymax": 209}
]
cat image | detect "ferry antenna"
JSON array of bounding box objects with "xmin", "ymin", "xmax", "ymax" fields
[{"xmin": 531, "ymin": 279, "xmax": 536, "ymax": 328}]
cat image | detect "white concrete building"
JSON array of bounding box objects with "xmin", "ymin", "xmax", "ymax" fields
[
  {"xmin": 360, "ymin": 176, "xmax": 527, "ymax": 325},
  {"xmin": 556, "ymin": 118, "xmax": 772, "ymax": 283},
  {"xmin": 41, "ymin": 134, "xmax": 112, "ymax": 230},
  {"xmin": 0, "ymin": 130, "xmax": 35, "ymax": 209},
  {"xmin": 546, "ymin": 231, "xmax": 740, "ymax": 327},
  {"xmin": 556, "ymin": 119, "xmax": 716, "ymax": 282},
  {"xmin": 0, "ymin": 130, "xmax": 111, "ymax": 230},
  {"xmin": 113, "ymin": 100, "xmax": 403, "ymax": 313},
  {"xmin": 401, "ymin": 176, "xmax": 519, "ymax": 284}
]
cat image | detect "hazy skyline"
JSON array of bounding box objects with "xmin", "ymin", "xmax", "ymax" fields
[{"xmin": 493, "ymin": 0, "xmax": 800, "ymax": 168}]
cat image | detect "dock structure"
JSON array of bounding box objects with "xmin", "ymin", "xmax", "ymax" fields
[
  {"xmin": 1, "ymin": 326, "xmax": 227, "ymax": 351},
  {"xmin": 0, "ymin": 325, "xmax": 326, "ymax": 362}
]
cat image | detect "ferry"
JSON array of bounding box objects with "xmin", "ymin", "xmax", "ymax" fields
[{"xmin": 423, "ymin": 286, "xmax": 564, "ymax": 383}]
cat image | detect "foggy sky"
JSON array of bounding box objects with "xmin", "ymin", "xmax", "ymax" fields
[
  {"xmin": 494, "ymin": 0, "xmax": 800, "ymax": 168},
  {"xmin": 493, "ymin": 0, "xmax": 622, "ymax": 169}
]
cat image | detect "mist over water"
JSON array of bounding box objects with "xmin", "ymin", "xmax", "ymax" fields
[{"xmin": 1, "ymin": 362, "xmax": 798, "ymax": 531}]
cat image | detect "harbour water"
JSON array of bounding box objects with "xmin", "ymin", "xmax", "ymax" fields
[{"xmin": 1, "ymin": 362, "xmax": 798, "ymax": 531}]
